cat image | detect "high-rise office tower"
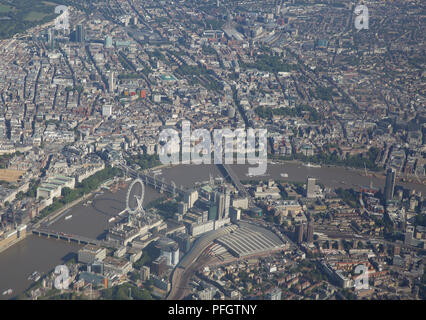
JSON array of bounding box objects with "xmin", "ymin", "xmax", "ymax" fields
[
  {"xmin": 306, "ymin": 177, "xmax": 316, "ymax": 198},
  {"xmin": 151, "ymin": 256, "xmax": 167, "ymax": 276},
  {"xmin": 140, "ymin": 266, "xmax": 150, "ymax": 281},
  {"xmin": 185, "ymin": 189, "xmax": 198, "ymax": 208},
  {"xmin": 307, "ymin": 222, "xmax": 314, "ymax": 243},
  {"xmin": 384, "ymin": 168, "xmax": 396, "ymax": 202},
  {"xmin": 208, "ymin": 204, "xmax": 218, "ymax": 221},
  {"xmin": 178, "ymin": 202, "xmax": 188, "ymax": 215},
  {"xmin": 224, "ymin": 188, "xmax": 231, "ymax": 219},
  {"xmin": 76, "ymin": 24, "xmax": 85, "ymax": 43},
  {"xmin": 48, "ymin": 28, "xmax": 55, "ymax": 49},
  {"xmin": 297, "ymin": 224, "xmax": 304, "ymax": 244},
  {"xmin": 404, "ymin": 226, "xmax": 414, "ymax": 245},
  {"xmin": 216, "ymin": 192, "xmax": 225, "ymax": 220},
  {"xmin": 108, "ymin": 71, "xmax": 115, "ymax": 93}
]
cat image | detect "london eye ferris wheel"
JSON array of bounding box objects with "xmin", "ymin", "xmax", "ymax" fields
[{"xmin": 126, "ymin": 178, "xmax": 145, "ymax": 216}]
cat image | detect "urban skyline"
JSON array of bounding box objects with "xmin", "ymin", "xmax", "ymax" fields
[{"xmin": 0, "ymin": 0, "xmax": 424, "ymax": 301}]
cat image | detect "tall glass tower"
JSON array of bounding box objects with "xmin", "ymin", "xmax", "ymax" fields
[
  {"xmin": 76, "ymin": 24, "xmax": 85, "ymax": 43},
  {"xmin": 384, "ymin": 168, "xmax": 396, "ymax": 202}
]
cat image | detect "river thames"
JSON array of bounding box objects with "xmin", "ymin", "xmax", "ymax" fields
[{"xmin": 0, "ymin": 161, "xmax": 424, "ymax": 299}]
